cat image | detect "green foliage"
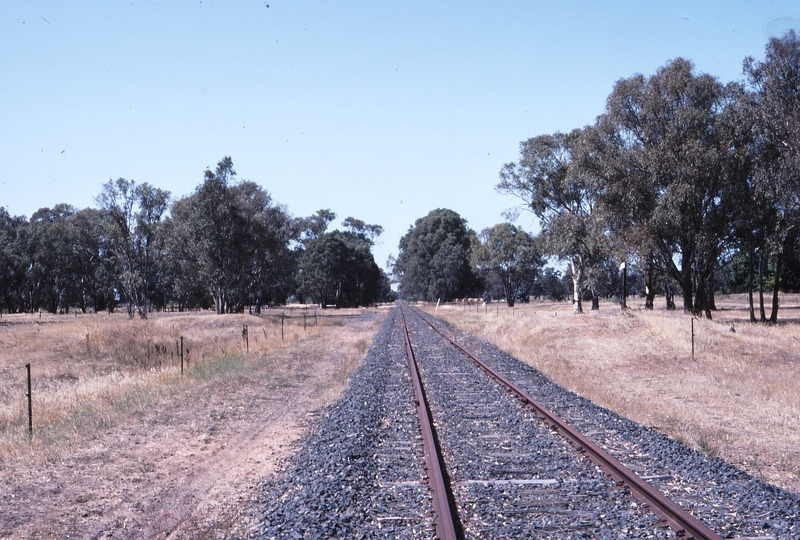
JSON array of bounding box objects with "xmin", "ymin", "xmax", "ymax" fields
[
  {"xmin": 588, "ymin": 58, "xmax": 750, "ymax": 316},
  {"xmin": 5, "ymin": 156, "xmax": 394, "ymax": 314},
  {"xmin": 532, "ymin": 267, "xmax": 569, "ymax": 302},
  {"xmin": 394, "ymin": 208, "xmax": 480, "ymax": 301},
  {"xmin": 0, "ymin": 207, "xmax": 26, "ymax": 312},
  {"xmin": 743, "ymin": 30, "xmax": 800, "ymax": 320},
  {"xmin": 19, "ymin": 204, "xmax": 78, "ymax": 313},
  {"xmin": 474, "ymin": 223, "xmax": 543, "ymax": 306},
  {"xmin": 296, "ymin": 226, "xmax": 385, "ymax": 308},
  {"xmin": 96, "ymin": 178, "xmax": 171, "ymax": 317},
  {"xmin": 0, "ymin": 205, "xmax": 117, "ymax": 314},
  {"xmin": 498, "ymin": 129, "xmax": 605, "ymax": 313},
  {"xmin": 168, "ymin": 157, "xmax": 296, "ymax": 313}
]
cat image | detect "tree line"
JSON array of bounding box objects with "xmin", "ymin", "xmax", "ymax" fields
[
  {"xmin": 0, "ymin": 157, "xmax": 393, "ymax": 315},
  {"xmin": 391, "ymin": 208, "xmax": 555, "ymax": 307},
  {"xmin": 395, "ymin": 33, "xmax": 800, "ymax": 321}
]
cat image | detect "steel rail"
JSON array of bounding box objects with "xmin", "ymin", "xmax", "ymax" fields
[
  {"xmin": 399, "ymin": 308, "xmax": 461, "ymax": 540},
  {"xmin": 411, "ymin": 307, "xmax": 723, "ymax": 540}
]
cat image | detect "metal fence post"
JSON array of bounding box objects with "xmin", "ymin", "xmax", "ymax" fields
[{"xmin": 25, "ymin": 364, "xmax": 32, "ymax": 440}]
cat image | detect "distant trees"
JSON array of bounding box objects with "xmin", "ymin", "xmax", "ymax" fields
[
  {"xmin": 97, "ymin": 178, "xmax": 170, "ymax": 318},
  {"xmin": 0, "ymin": 157, "xmax": 390, "ymax": 315},
  {"xmin": 4, "ymin": 34, "xmax": 800, "ymax": 319},
  {"xmin": 169, "ymin": 157, "xmax": 297, "ymax": 314},
  {"xmin": 393, "ymin": 208, "xmax": 480, "ymax": 301},
  {"xmin": 18, "ymin": 205, "xmax": 74, "ymax": 313},
  {"xmin": 0, "ymin": 207, "xmax": 25, "ymax": 312},
  {"xmin": 296, "ymin": 213, "xmax": 388, "ymax": 307},
  {"xmin": 473, "ymin": 223, "xmax": 542, "ymax": 307}
]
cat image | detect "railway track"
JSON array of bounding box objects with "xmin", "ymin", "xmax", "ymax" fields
[
  {"xmin": 253, "ymin": 307, "xmax": 800, "ymax": 539},
  {"xmin": 400, "ymin": 305, "xmax": 722, "ymax": 539}
]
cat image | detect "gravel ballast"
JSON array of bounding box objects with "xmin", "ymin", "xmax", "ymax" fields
[{"xmin": 251, "ymin": 307, "xmax": 799, "ymax": 539}]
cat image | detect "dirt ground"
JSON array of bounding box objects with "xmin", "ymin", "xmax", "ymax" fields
[{"xmin": 0, "ymin": 309, "xmax": 386, "ymax": 539}]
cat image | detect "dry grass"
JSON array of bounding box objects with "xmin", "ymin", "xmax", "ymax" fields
[
  {"xmin": 0, "ymin": 306, "xmax": 373, "ymax": 463},
  {"xmin": 422, "ymin": 294, "xmax": 800, "ymax": 494},
  {"xmin": 0, "ymin": 305, "xmax": 385, "ymax": 538}
]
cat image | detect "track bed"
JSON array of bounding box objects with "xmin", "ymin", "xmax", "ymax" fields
[{"xmin": 252, "ymin": 307, "xmax": 799, "ymax": 539}]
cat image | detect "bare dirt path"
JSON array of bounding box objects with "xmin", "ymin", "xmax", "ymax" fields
[{"xmin": 0, "ymin": 310, "xmax": 385, "ymax": 539}]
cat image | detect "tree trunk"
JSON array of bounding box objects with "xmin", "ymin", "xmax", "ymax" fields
[
  {"xmin": 591, "ymin": 289, "xmax": 599, "ymax": 310},
  {"xmin": 748, "ymin": 249, "xmax": 756, "ymax": 322},
  {"xmin": 769, "ymin": 250, "xmax": 783, "ymax": 323},
  {"xmin": 571, "ymin": 259, "xmax": 583, "ymax": 315},
  {"xmin": 143, "ymin": 248, "xmax": 150, "ymax": 319},
  {"xmin": 620, "ymin": 262, "xmax": 627, "ymax": 310},
  {"xmin": 696, "ymin": 278, "xmax": 712, "ymax": 320},
  {"xmin": 665, "ymin": 284, "xmax": 676, "ymax": 309},
  {"xmin": 680, "ymin": 262, "xmax": 694, "ymax": 314},
  {"xmin": 644, "ymin": 263, "xmax": 655, "ymax": 310},
  {"xmin": 681, "ymin": 283, "xmax": 694, "ymax": 313},
  {"xmin": 758, "ymin": 249, "xmax": 766, "ymax": 322},
  {"xmin": 504, "ymin": 279, "xmax": 516, "ymax": 307},
  {"xmin": 127, "ymin": 285, "xmax": 135, "ymax": 318}
]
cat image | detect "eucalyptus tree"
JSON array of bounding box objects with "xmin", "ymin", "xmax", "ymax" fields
[
  {"xmin": 497, "ymin": 128, "xmax": 605, "ymax": 314},
  {"xmin": 0, "ymin": 207, "xmax": 26, "ymax": 313},
  {"xmin": 169, "ymin": 157, "xmax": 296, "ymax": 313},
  {"xmin": 1, "ymin": 205, "xmax": 115, "ymax": 314},
  {"xmin": 97, "ymin": 178, "xmax": 170, "ymax": 318},
  {"xmin": 590, "ymin": 58, "xmax": 751, "ymax": 318},
  {"xmin": 744, "ymin": 30, "xmax": 800, "ymax": 322},
  {"xmin": 170, "ymin": 158, "xmax": 248, "ymax": 313},
  {"xmin": 473, "ymin": 223, "xmax": 543, "ymax": 307},
  {"xmin": 394, "ymin": 208, "xmax": 480, "ymax": 302},
  {"xmin": 19, "ymin": 205, "xmax": 85, "ymax": 313},
  {"xmin": 299, "ymin": 209, "xmax": 337, "ymax": 241},
  {"xmin": 342, "ymin": 216, "xmax": 384, "ymax": 243},
  {"xmin": 296, "ymin": 215, "xmax": 385, "ymax": 307},
  {"xmin": 68, "ymin": 208, "xmax": 118, "ymax": 313}
]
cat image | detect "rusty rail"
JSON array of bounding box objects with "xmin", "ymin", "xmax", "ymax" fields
[
  {"xmin": 399, "ymin": 308, "xmax": 461, "ymax": 540},
  {"xmin": 411, "ymin": 307, "xmax": 723, "ymax": 540}
]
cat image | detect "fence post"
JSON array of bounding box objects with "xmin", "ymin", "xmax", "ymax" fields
[
  {"xmin": 180, "ymin": 336, "xmax": 184, "ymax": 375},
  {"xmin": 691, "ymin": 318, "xmax": 695, "ymax": 360},
  {"xmin": 25, "ymin": 364, "xmax": 32, "ymax": 440},
  {"xmin": 281, "ymin": 311, "xmax": 285, "ymax": 343}
]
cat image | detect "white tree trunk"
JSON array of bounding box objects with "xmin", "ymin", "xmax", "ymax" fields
[{"xmin": 571, "ymin": 257, "xmax": 583, "ymax": 314}]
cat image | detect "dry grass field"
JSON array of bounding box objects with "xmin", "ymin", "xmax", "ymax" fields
[
  {"xmin": 422, "ymin": 294, "xmax": 800, "ymax": 495},
  {"xmin": 3, "ymin": 298, "xmax": 798, "ymax": 536},
  {"xmin": 0, "ymin": 307, "xmax": 386, "ymax": 538}
]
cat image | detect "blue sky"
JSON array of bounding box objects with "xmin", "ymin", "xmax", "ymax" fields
[{"xmin": 2, "ymin": 1, "xmax": 798, "ymax": 271}]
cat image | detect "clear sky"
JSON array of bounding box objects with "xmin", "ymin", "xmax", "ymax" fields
[{"xmin": 2, "ymin": 1, "xmax": 799, "ymax": 271}]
